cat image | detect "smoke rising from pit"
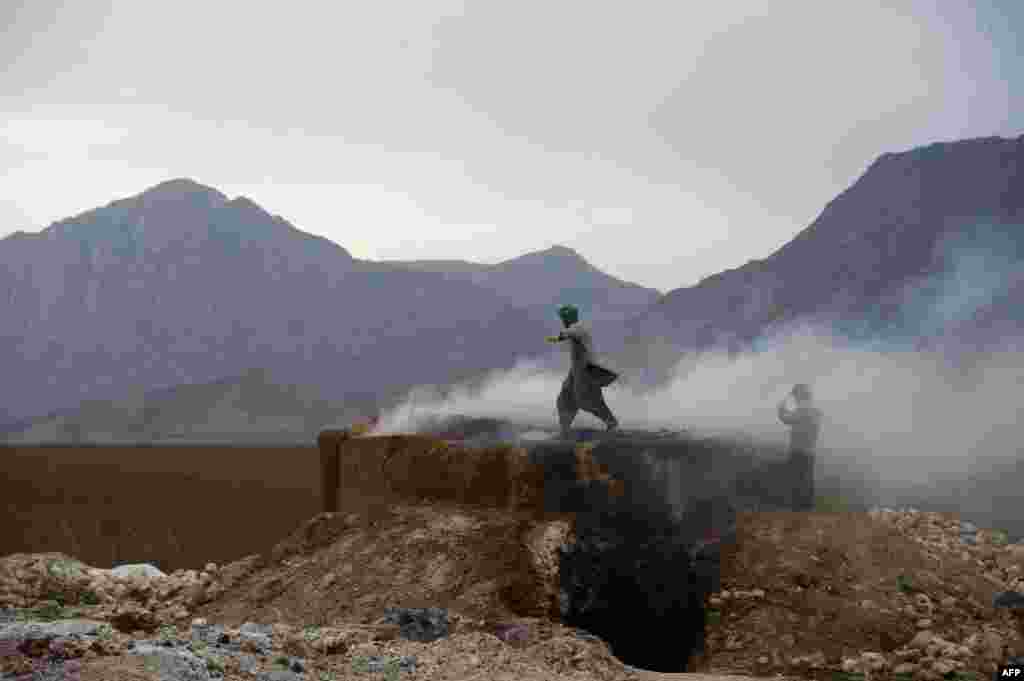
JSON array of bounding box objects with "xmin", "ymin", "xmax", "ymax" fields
[
  {"xmin": 376, "ymin": 326, "xmax": 1023, "ymax": 486},
  {"xmin": 376, "ymin": 222, "xmax": 1024, "ymax": 529}
]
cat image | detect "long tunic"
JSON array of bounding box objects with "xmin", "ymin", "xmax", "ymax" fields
[
  {"xmin": 556, "ymin": 322, "xmax": 618, "ymax": 421},
  {"xmin": 777, "ymin": 401, "xmax": 822, "ymax": 511},
  {"xmin": 777, "ymin": 403, "xmax": 823, "ymax": 453}
]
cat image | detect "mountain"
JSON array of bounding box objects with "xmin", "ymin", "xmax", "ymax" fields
[
  {"xmin": 384, "ymin": 259, "xmax": 490, "ymax": 275},
  {"xmin": 386, "ymin": 245, "xmax": 661, "ymax": 324},
  {"xmin": 614, "ymin": 135, "xmax": 1024, "ymax": 370},
  {"xmin": 1, "ymin": 179, "xmax": 589, "ymax": 430}
]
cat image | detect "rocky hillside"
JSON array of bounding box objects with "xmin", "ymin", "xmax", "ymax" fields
[
  {"xmin": 616, "ymin": 135, "xmax": 1024, "ymax": 368},
  {"xmin": 389, "ymin": 245, "xmax": 660, "ymax": 325},
  {"xmin": 3, "ymin": 180, "xmax": 635, "ymax": 431}
]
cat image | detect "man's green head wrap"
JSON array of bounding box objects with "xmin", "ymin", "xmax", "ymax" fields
[{"xmin": 557, "ymin": 304, "xmax": 579, "ymax": 327}]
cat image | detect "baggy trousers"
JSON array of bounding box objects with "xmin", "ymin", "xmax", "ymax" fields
[
  {"xmin": 557, "ymin": 367, "xmax": 616, "ymax": 434},
  {"xmin": 788, "ymin": 449, "xmax": 815, "ymax": 511}
]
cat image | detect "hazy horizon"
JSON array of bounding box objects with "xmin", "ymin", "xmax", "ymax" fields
[{"xmin": 4, "ymin": 1, "xmax": 1024, "ymax": 291}]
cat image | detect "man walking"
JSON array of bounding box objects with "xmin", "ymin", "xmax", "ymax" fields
[
  {"xmin": 777, "ymin": 383, "xmax": 822, "ymax": 511},
  {"xmin": 546, "ymin": 304, "xmax": 619, "ymax": 439}
]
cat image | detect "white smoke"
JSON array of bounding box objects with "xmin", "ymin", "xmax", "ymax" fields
[
  {"xmin": 376, "ymin": 317, "xmax": 1023, "ymax": 485},
  {"xmin": 375, "ymin": 220, "xmax": 1024, "ymax": 531}
]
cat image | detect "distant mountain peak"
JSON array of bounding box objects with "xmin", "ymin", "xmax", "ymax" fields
[
  {"xmin": 501, "ymin": 244, "xmax": 588, "ymax": 267},
  {"xmin": 139, "ymin": 178, "xmax": 227, "ymax": 202}
]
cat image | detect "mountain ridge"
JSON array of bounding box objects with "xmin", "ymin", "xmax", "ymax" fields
[
  {"xmin": 5, "ymin": 134, "xmax": 1023, "ymax": 437},
  {"xmin": 611, "ymin": 133, "xmax": 1024, "ymax": 373},
  {"xmin": 0, "ymin": 181, "xmax": 655, "ymax": 430}
]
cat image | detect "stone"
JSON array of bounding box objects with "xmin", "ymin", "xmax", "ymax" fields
[
  {"xmin": 0, "ymin": 619, "xmax": 106, "ymax": 642},
  {"xmin": 982, "ymin": 631, "xmax": 1004, "ymax": 661},
  {"xmin": 191, "ymin": 622, "xmax": 229, "ymax": 647},
  {"xmin": 994, "ymin": 591, "xmax": 1024, "ymax": 609},
  {"xmin": 861, "ymin": 652, "xmax": 887, "ymax": 671},
  {"xmin": 128, "ymin": 642, "xmax": 211, "ymax": 681},
  {"xmin": 237, "ymin": 653, "xmax": 259, "ymax": 673},
  {"xmin": 497, "ymin": 623, "xmax": 531, "ymax": 644},
  {"xmin": 240, "ymin": 631, "xmax": 273, "ymax": 654},
  {"xmin": 916, "ymin": 618, "xmax": 933, "ymax": 629},
  {"xmin": 255, "ymin": 671, "xmax": 304, "ymax": 681},
  {"xmin": 240, "ymin": 621, "xmax": 274, "ymax": 636},
  {"xmin": 893, "ymin": 662, "xmax": 919, "ymax": 674},
  {"xmin": 909, "ymin": 630, "xmax": 934, "ymax": 650},
  {"xmin": 185, "ymin": 583, "xmax": 209, "ymax": 608},
  {"xmin": 361, "ymin": 655, "xmax": 418, "ymax": 673},
  {"xmin": 382, "ymin": 607, "xmax": 449, "ymax": 643},
  {"xmin": 110, "ymin": 564, "xmax": 166, "ymax": 580}
]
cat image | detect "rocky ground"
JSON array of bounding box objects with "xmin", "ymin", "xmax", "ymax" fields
[
  {"xmin": 708, "ymin": 507, "xmax": 1024, "ymax": 680},
  {"xmin": 3, "ymin": 504, "xmax": 1024, "ymax": 680}
]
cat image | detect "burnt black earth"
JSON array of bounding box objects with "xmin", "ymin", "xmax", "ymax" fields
[
  {"xmin": 529, "ymin": 440, "xmax": 737, "ymax": 673},
  {"xmin": 423, "ymin": 417, "xmax": 791, "ymax": 672}
]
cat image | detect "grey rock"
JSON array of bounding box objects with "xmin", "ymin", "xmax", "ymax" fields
[
  {"xmin": 128, "ymin": 643, "xmax": 211, "ymax": 681},
  {"xmin": 254, "ymin": 671, "xmax": 304, "ymax": 681},
  {"xmin": 960, "ymin": 521, "xmax": 979, "ymax": 533},
  {"xmin": 236, "ymin": 654, "xmax": 258, "ymax": 673},
  {"xmin": 3, "ymin": 657, "xmax": 83, "ymax": 681},
  {"xmin": 239, "ymin": 630, "xmax": 272, "ymax": 653},
  {"xmin": 0, "ymin": 619, "xmax": 106, "ymax": 641},
  {"xmin": 382, "ymin": 607, "xmax": 449, "ymax": 643},
  {"xmin": 239, "ymin": 622, "xmax": 273, "ymax": 636},
  {"xmin": 110, "ymin": 563, "xmax": 167, "ymax": 580},
  {"xmin": 361, "ymin": 655, "xmax": 418, "ymax": 673},
  {"xmin": 993, "ymin": 591, "xmax": 1024, "ymax": 609},
  {"xmin": 191, "ymin": 623, "xmax": 229, "ymax": 646}
]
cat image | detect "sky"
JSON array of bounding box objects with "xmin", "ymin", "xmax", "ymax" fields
[{"xmin": 2, "ymin": 0, "xmax": 1022, "ymax": 292}]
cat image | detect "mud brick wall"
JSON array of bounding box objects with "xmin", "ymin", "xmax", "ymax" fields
[{"xmin": 319, "ymin": 430, "xmax": 552, "ymax": 519}]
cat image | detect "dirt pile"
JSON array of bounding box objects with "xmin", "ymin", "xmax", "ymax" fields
[
  {"xmin": 0, "ymin": 506, "xmax": 679, "ymax": 681},
  {"xmin": 707, "ymin": 507, "xmax": 1024, "ymax": 679},
  {"xmin": 5, "ymin": 501, "xmax": 1024, "ymax": 680},
  {"xmin": 198, "ymin": 505, "xmax": 571, "ymax": 626}
]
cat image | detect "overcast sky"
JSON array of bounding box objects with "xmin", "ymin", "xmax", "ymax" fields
[{"xmin": 2, "ymin": 1, "xmax": 1022, "ymax": 292}]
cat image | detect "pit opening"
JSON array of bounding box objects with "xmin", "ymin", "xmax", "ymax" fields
[
  {"xmin": 529, "ymin": 439, "xmax": 741, "ymax": 673},
  {"xmin": 359, "ymin": 417, "xmax": 799, "ymax": 673}
]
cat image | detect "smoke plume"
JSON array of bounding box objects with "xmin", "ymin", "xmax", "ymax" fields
[{"xmin": 376, "ymin": 222, "xmax": 1023, "ymax": 532}]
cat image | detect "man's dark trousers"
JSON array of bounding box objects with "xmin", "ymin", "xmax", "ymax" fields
[{"xmin": 789, "ymin": 449, "xmax": 815, "ymax": 511}]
